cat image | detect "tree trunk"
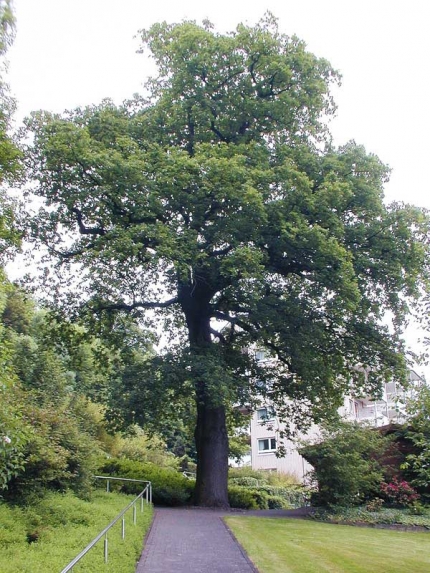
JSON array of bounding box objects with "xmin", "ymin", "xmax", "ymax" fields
[
  {"xmin": 178, "ymin": 278, "xmax": 230, "ymax": 507},
  {"xmin": 194, "ymin": 400, "xmax": 229, "ymax": 507}
]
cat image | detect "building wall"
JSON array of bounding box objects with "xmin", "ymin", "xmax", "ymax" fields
[
  {"xmin": 249, "ymin": 369, "xmax": 425, "ymax": 480},
  {"xmin": 250, "ymin": 406, "xmax": 318, "ymax": 481}
]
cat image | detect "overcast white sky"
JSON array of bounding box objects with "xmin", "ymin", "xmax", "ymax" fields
[
  {"xmin": 6, "ymin": 0, "xmax": 430, "ymax": 374},
  {"xmin": 8, "ymin": 0, "xmax": 430, "ymax": 209}
]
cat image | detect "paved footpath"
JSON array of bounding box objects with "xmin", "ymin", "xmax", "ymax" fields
[{"xmin": 135, "ymin": 507, "xmax": 259, "ymax": 573}]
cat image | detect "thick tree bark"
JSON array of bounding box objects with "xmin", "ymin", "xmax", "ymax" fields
[
  {"xmin": 194, "ymin": 400, "xmax": 229, "ymax": 507},
  {"xmin": 179, "ymin": 278, "xmax": 230, "ymax": 507}
]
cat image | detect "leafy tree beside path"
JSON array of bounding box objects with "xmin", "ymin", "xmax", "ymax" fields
[{"xmin": 24, "ymin": 15, "xmax": 430, "ymax": 507}]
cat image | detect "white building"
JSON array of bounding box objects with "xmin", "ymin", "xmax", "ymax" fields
[
  {"xmin": 339, "ymin": 369, "xmax": 425, "ymax": 427},
  {"xmin": 249, "ymin": 367, "xmax": 425, "ymax": 481},
  {"xmin": 250, "ymin": 405, "xmax": 316, "ymax": 480}
]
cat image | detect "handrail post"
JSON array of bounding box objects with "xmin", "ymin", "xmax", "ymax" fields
[
  {"xmin": 61, "ymin": 476, "xmax": 152, "ymax": 573},
  {"xmin": 104, "ymin": 533, "xmax": 108, "ymax": 563}
]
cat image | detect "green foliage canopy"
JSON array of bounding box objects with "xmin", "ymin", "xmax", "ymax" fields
[{"xmin": 0, "ymin": 0, "xmax": 21, "ymax": 257}]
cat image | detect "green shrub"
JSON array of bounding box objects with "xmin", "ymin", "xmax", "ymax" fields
[
  {"xmin": 97, "ymin": 457, "xmax": 194, "ymax": 506},
  {"xmin": 267, "ymin": 495, "xmax": 290, "ymax": 509},
  {"xmin": 227, "ymin": 486, "xmax": 272, "ymax": 509},
  {"xmin": 109, "ymin": 426, "xmax": 181, "ymax": 470},
  {"xmin": 248, "ymin": 489, "xmax": 269, "ymax": 509},
  {"xmin": 229, "ymin": 477, "xmax": 260, "ymax": 487},
  {"xmin": 228, "ymin": 467, "xmax": 269, "ymax": 484},
  {"xmin": 408, "ymin": 502, "xmax": 426, "ymax": 516},
  {"xmin": 4, "ymin": 401, "xmax": 99, "ymax": 501},
  {"xmin": 264, "ymin": 472, "xmax": 301, "ymax": 488},
  {"xmin": 228, "ymin": 486, "xmax": 259, "ymax": 509},
  {"xmin": 365, "ymin": 498, "xmax": 384, "ymax": 512},
  {"xmin": 252, "ymin": 485, "xmax": 307, "ymax": 507},
  {"xmin": 301, "ymin": 421, "xmax": 395, "ymax": 507}
]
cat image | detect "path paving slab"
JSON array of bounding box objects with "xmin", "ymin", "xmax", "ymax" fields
[{"xmin": 135, "ymin": 507, "xmax": 258, "ymax": 573}]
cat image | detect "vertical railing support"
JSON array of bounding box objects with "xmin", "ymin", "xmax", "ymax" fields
[
  {"xmin": 133, "ymin": 503, "xmax": 137, "ymax": 525},
  {"xmin": 104, "ymin": 534, "xmax": 108, "ymax": 563}
]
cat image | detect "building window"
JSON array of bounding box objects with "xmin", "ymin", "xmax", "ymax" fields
[
  {"xmin": 257, "ymin": 407, "xmax": 275, "ymax": 422},
  {"xmin": 258, "ymin": 438, "xmax": 276, "ymax": 452},
  {"xmin": 255, "ymin": 350, "xmax": 266, "ymax": 362}
]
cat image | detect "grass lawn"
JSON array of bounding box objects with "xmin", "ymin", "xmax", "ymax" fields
[{"xmin": 225, "ymin": 516, "xmax": 430, "ymax": 573}]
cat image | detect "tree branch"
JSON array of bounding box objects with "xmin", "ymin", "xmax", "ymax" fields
[
  {"xmin": 95, "ymin": 297, "xmax": 179, "ymax": 312},
  {"xmin": 209, "ymin": 245, "xmax": 233, "ymax": 257},
  {"xmin": 210, "ymin": 327, "xmax": 226, "ymax": 344},
  {"xmin": 210, "ymin": 120, "xmax": 230, "ymax": 143},
  {"xmin": 71, "ymin": 207, "xmax": 106, "ymax": 236}
]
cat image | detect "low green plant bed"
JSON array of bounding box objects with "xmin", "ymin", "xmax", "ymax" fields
[
  {"xmin": 228, "ymin": 469, "xmax": 307, "ymax": 509},
  {"xmin": 228, "ymin": 486, "xmax": 297, "ymax": 510},
  {"xmin": 226, "ymin": 516, "xmax": 430, "ymax": 573},
  {"xmin": 313, "ymin": 505, "xmax": 430, "ymax": 528},
  {"xmin": 0, "ymin": 490, "xmax": 153, "ymax": 573}
]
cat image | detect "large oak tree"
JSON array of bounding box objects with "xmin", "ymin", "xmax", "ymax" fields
[{"xmin": 25, "ymin": 15, "xmax": 430, "ymax": 507}]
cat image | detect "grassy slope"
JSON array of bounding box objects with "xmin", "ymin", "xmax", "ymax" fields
[
  {"xmin": 225, "ymin": 516, "xmax": 430, "ymax": 573},
  {"xmin": 0, "ymin": 491, "xmax": 153, "ymax": 573}
]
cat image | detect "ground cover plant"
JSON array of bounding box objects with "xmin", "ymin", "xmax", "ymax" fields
[
  {"xmin": 0, "ymin": 490, "xmax": 153, "ymax": 573},
  {"xmin": 312, "ymin": 505, "xmax": 430, "ymax": 528},
  {"xmin": 226, "ymin": 516, "xmax": 430, "ymax": 573}
]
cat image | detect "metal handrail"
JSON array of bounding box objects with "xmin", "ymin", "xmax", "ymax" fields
[
  {"xmin": 94, "ymin": 475, "xmax": 153, "ymax": 503},
  {"xmin": 60, "ymin": 477, "xmax": 152, "ymax": 573}
]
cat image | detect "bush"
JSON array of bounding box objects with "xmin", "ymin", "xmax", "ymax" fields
[
  {"xmin": 267, "ymin": 495, "xmax": 290, "ymax": 509},
  {"xmin": 229, "ymin": 477, "xmax": 260, "ymax": 488},
  {"xmin": 365, "ymin": 498, "xmax": 384, "ymax": 512},
  {"xmin": 228, "ymin": 486, "xmax": 281, "ymax": 510},
  {"xmin": 228, "ymin": 486, "xmax": 259, "ymax": 509},
  {"xmin": 248, "ymin": 489, "xmax": 269, "ymax": 509},
  {"xmin": 4, "ymin": 399, "xmax": 100, "ymax": 501},
  {"xmin": 408, "ymin": 502, "xmax": 426, "ymax": 516},
  {"xmin": 301, "ymin": 422, "xmax": 395, "ymax": 507},
  {"xmin": 380, "ymin": 479, "xmax": 419, "ymax": 507},
  {"xmin": 107, "ymin": 426, "xmax": 181, "ymax": 470},
  {"xmin": 229, "ymin": 467, "xmax": 269, "ymax": 484},
  {"xmin": 254, "ymin": 485, "xmax": 307, "ymax": 507},
  {"xmin": 401, "ymin": 384, "xmax": 430, "ymax": 496},
  {"xmin": 97, "ymin": 458, "xmax": 194, "ymax": 506},
  {"xmin": 228, "ymin": 467, "xmax": 300, "ymax": 488},
  {"xmin": 229, "ymin": 469, "xmax": 307, "ymax": 509}
]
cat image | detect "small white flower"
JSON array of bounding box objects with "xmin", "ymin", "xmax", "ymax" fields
[{"xmin": 2, "ymin": 436, "xmax": 11, "ymax": 444}]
